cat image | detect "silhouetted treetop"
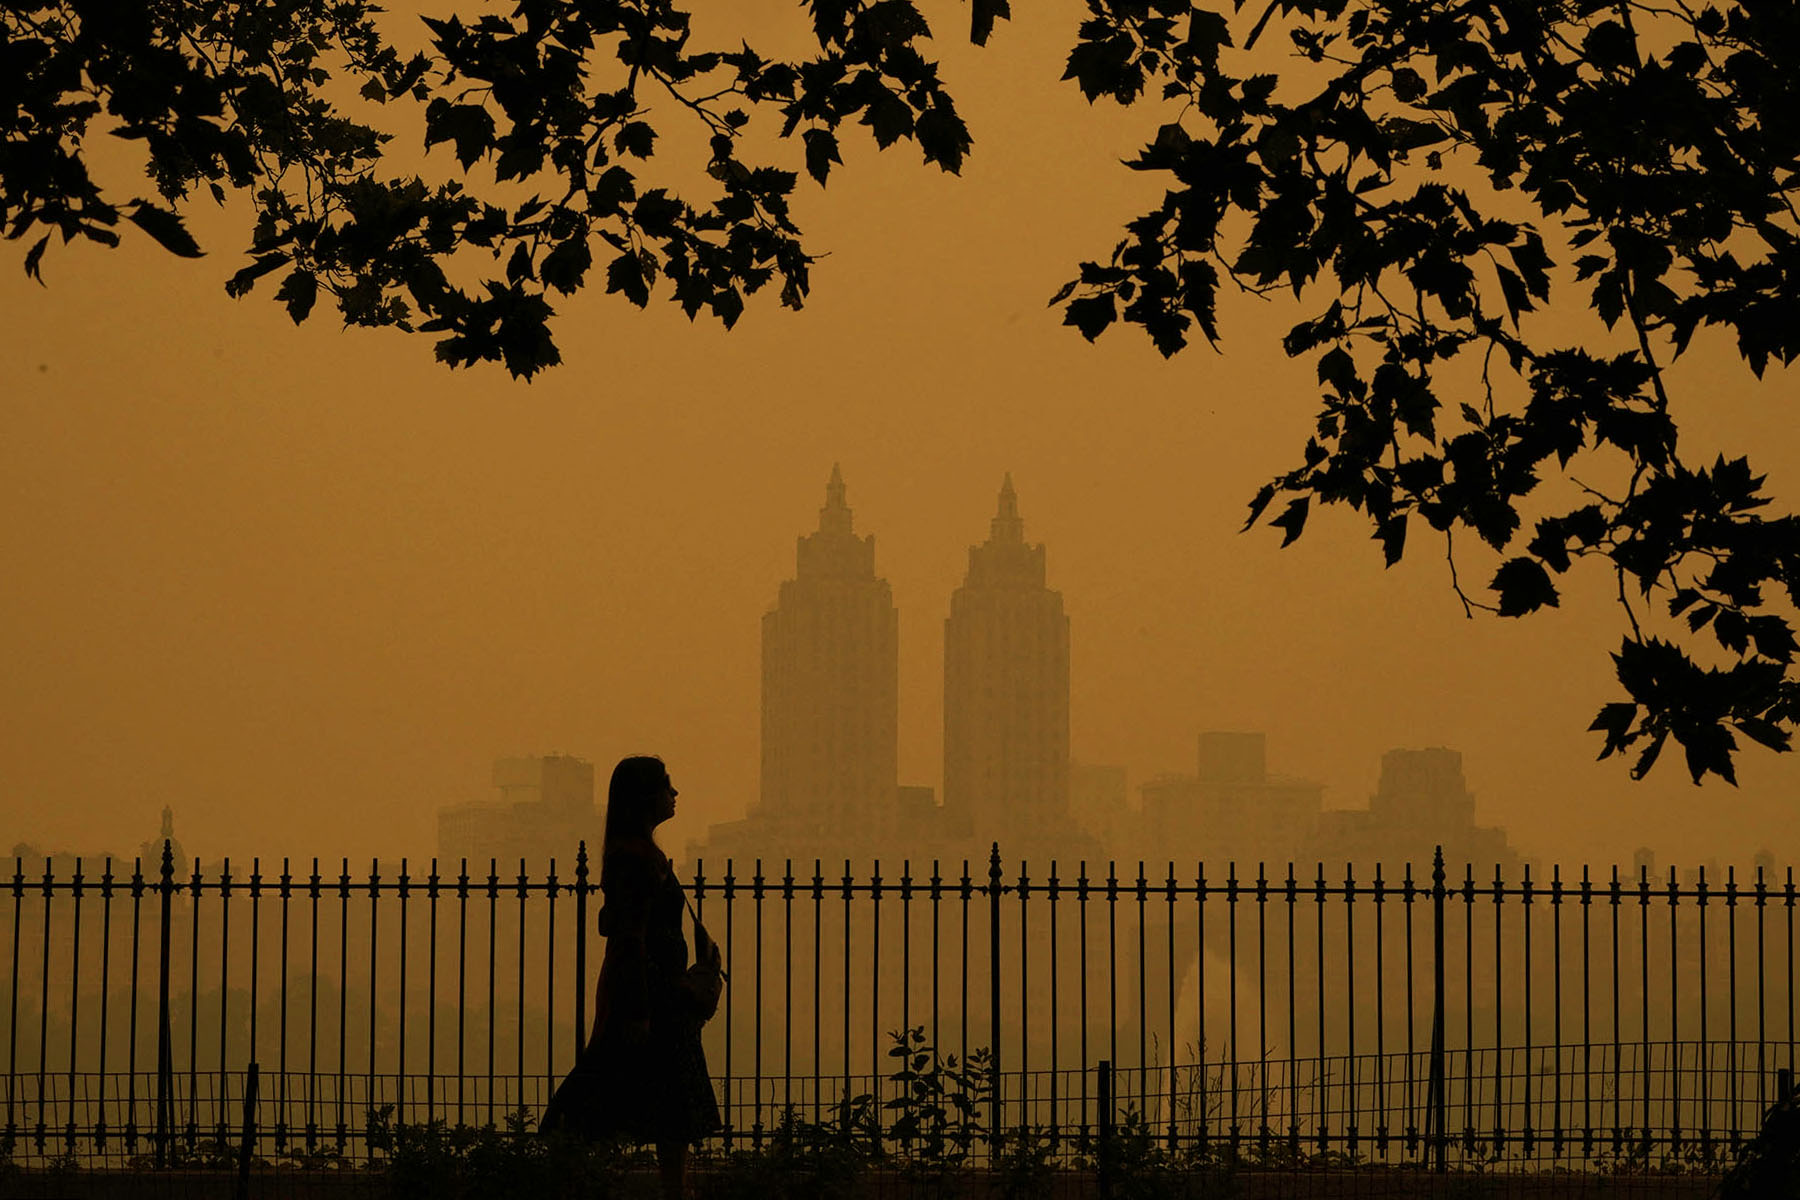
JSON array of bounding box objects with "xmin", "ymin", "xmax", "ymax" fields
[
  {"xmin": 1053, "ymin": 0, "xmax": 1800, "ymax": 785},
  {"xmin": 4, "ymin": 0, "xmax": 1001, "ymax": 375}
]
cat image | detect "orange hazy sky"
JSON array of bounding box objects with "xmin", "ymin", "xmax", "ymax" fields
[{"xmin": 3, "ymin": 1, "xmax": 1797, "ymax": 868}]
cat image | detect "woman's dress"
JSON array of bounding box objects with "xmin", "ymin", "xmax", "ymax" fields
[{"xmin": 540, "ymin": 841, "xmax": 721, "ymax": 1143}]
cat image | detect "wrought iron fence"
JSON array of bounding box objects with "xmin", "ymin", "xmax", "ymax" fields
[{"xmin": 2, "ymin": 842, "xmax": 1794, "ymax": 1172}]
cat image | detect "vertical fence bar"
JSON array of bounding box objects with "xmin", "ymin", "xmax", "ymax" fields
[
  {"xmin": 1727, "ymin": 866, "xmax": 1739, "ymax": 1151},
  {"xmin": 1462, "ymin": 863, "xmax": 1473, "ymax": 1151},
  {"xmin": 1698, "ymin": 866, "xmax": 1710, "ymax": 1154},
  {"xmin": 1580, "ymin": 866, "xmax": 1592, "ymax": 1156},
  {"xmin": 1168, "ymin": 862, "xmax": 1180, "ymax": 1150},
  {"xmin": 129, "ymin": 857, "xmax": 145, "ymax": 1154},
  {"xmin": 1404, "ymin": 861, "xmax": 1416, "ymax": 1157},
  {"xmin": 485, "ymin": 859, "xmax": 496, "ymax": 1129},
  {"xmin": 216, "ymin": 859, "xmax": 231, "ymax": 1150},
  {"xmin": 1637, "ymin": 865, "xmax": 1650, "ymax": 1148},
  {"xmin": 369, "ymin": 861, "xmax": 380, "ymax": 1117},
  {"xmin": 988, "ymin": 844, "xmax": 1002, "ymax": 1155},
  {"xmin": 1551, "ymin": 865, "xmax": 1563, "ymax": 1156},
  {"xmin": 572, "ymin": 844, "xmax": 587, "ymax": 1082},
  {"xmin": 841, "ymin": 860, "xmax": 851, "ymax": 1126},
  {"xmin": 1756, "ymin": 866, "xmax": 1767, "ymax": 1123},
  {"xmin": 1197, "ymin": 861, "xmax": 1208, "ymax": 1153},
  {"xmin": 1491, "ymin": 865, "xmax": 1502, "ymax": 1151},
  {"xmin": 1346, "ymin": 862, "xmax": 1358, "ymax": 1154},
  {"xmin": 1227, "ymin": 863, "xmax": 1239, "ymax": 1145},
  {"xmin": 307, "ymin": 858, "xmax": 320, "ymax": 1151},
  {"xmin": 397, "ymin": 860, "xmax": 409, "ymax": 1123},
  {"xmin": 545, "ymin": 857, "xmax": 556, "ymax": 1090},
  {"xmin": 1374, "ymin": 863, "xmax": 1386, "ymax": 1156},
  {"xmin": 455, "ymin": 859, "xmax": 467, "ymax": 1129},
  {"xmin": 155, "ymin": 841, "xmax": 174, "ymax": 1167},
  {"xmin": 1315, "ymin": 862, "xmax": 1326, "ymax": 1153},
  {"xmin": 516, "ymin": 860, "xmax": 527, "ymax": 1117},
  {"xmin": 66, "ymin": 859, "xmax": 82, "ymax": 1153},
  {"xmin": 1522, "ymin": 864, "xmax": 1533, "ymax": 1156},
  {"xmin": 1017, "ymin": 859, "xmax": 1028, "ymax": 1134},
  {"xmin": 247, "ymin": 859, "xmax": 260, "ymax": 1143},
  {"xmin": 338, "ymin": 860, "xmax": 350, "ymax": 1147},
  {"xmin": 1620, "ymin": 867, "xmax": 1634, "ymax": 1151},
  {"xmin": 187, "ymin": 857, "xmax": 200, "ymax": 1150},
  {"xmin": 813, "ymin": 860, "xmax": 823, "ymax": 1125},
  {"xmin": 1078, "ymin": 861, "xmax": 1088, "ymax": 1143},
  {"xmin": 835, "ymin": 852, "xmax": 849, "ymax": 1115},
  {"xmin": 1048, "ymin": 860, "xmax": 1059, "ymax": 1142},
  {"xmin": 425, "ymin": 860, "xmax": 438, "ymax": 1125},
  {"xmin": 1286, "ymin": 862, "xmax": 1297, "ymax": 1156},
  {"xmin": 1135, "ymin": 861, "xmax": 1147, "ymax": 1128},
  {"xmin": 1107, "ymin": 862, "xmax": 1118, "ymax": 1083},
  {"xmin": 752, "ymin": 858, "xmax": 764, "ymax": 1143},
  {"xmin": 5, "ymin": 858, "xmax": 19, "ymax": 1152},
  {"xmin": 100, "ymin": 859, "xmax": 115, "ymax": 1150},
  {"xmin": 1429, "ymin": 846, "xmax": 1446, "ymax": 1174},
  {"xmin": 784, "ymin": 860, "xmax": 794, "ymax": 1121},
  {"xmin": 277, "ymin": 858, "xmax": 292, "ymax": 1148},
  {"xmin": 37, "ymin": 858, "xmax": 51, "ymax": 1152},
  {"xmin": 1663, "ymin": 867, "xmax": 1677, "ymax": 1151}
]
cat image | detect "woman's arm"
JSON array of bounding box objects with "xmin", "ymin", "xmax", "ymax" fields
[{"xmin": 601, "ymin": 851, "xmax": 656, "ymax": 1024}]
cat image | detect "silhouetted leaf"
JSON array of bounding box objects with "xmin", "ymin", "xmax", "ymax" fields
[
  {"xmin": 1272, "ymin": 497, "xmax": 1310, "ymax": 547},
  {"xmin": 274, "ymin": 270, "xmax": 318, "ymax": 324},
  {"xmin": 127, "ymin": 202, "xmax": 203, "ymax": 258},
  {"xmin": 1375, "ymin": 515, "xmax": 1407, "ymax": 566},
  {"xmin": 802, "ymin": 129, "xmax": 841, "ymax": 185},
  {"xmin": 23, "ymin": 235, "xmax": 50, "ymax": 282},
  {"xmin": 1492, "ymin": 558, "xmax": 1559, "ymax": 616},
  {"xmin": 969, "ymin": 0, "xmax": 1009, "ymax": 45},
  {"xmin": 615, "ymin": 121, "xmax": 657, "ymax": 159},
  {"xmin": 605, "ymin": 252, "xmax": 650, "ymax": 307},
  {"xmin": 1064, "ymin": 294, "xmax": 1115, "ymax": 341}
]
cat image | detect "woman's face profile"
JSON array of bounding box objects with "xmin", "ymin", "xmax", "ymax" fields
[{"xmin": 652, "ymin": 774, "xmax": 678, "ymax": 826}]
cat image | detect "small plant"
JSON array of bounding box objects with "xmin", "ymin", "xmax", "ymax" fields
[
  {"xmin": 695, "ymin": 1099, "xmax": 880, "ymax": 1200},
  {"xmin": 1081, "ymin": 1108, "xmax": 1243, "ymax": 1200},
  {"xmin": 992, "ymin": 1124, "xmax": 1057, "ymax": 1200},
  {"xmin": 884, "ymin": 1027, "xmax": 992, "ymax": 1167},
  {"xmin": 364, "ymin": 1105, "xmax": 628, "ymax": 1200}
]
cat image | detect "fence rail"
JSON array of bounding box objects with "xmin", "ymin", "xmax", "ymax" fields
[{"xmin": 3, "ymin": 842, "xmax": 1794, "ymax": 1172}]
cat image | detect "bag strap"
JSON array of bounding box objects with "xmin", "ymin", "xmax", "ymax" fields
[{"xmin": 669, "ymin": 869, "xmax": 728, "ymax": 980}]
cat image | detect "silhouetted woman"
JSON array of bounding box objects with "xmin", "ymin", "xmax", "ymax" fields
[{"xmin": 541, "ymin": 755, "xmax": 721, "ymax": 1198}]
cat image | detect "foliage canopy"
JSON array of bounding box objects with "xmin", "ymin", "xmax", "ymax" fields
[{"xmin": 6, "ymin": 0, "xmax": 1800, "ymax": 783}]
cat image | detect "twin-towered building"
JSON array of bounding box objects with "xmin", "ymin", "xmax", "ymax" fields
[{"xmin": 701, "ymin": 467, "xmax": 1088, "ymax": 862}]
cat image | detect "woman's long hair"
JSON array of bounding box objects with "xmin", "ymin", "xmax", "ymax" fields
[{"xmin": 601, "ymin": 755, "xmax": 667, "ymax": 881}]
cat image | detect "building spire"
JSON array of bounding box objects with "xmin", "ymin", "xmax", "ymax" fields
[
  {"xmin": 819, "ymin": 462, "xmax": 853, "ymax": 537},
  {"xmin": 990, "ymin": 473, "xmax": 1024, "ymax": 543}
]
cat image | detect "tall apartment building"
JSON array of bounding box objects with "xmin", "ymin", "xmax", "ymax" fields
[
  {"xmin": 755, "ymin": 466, "xmax": 900, "ymax": 845},
  {"xmin": 943, "ymin": 476, "xmax": 1073, "ymax": 847}
]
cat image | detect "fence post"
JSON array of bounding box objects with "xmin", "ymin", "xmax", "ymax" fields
[
  {"xmin": 235, "ymin": 1061, "xmax": 260, "ymax": 1200},
  {"xmin": 574, "ymin": 842, "xmax": 589, "ymax": 1051},
  {"xmin": 1097, "ymin": 1059, "xmax": 1113, "ymax": 1200},
  {"xmin": 1429, "ymin": 845, "xmax": 1447, "ymax": 1174},
  {"xmin": 155, "ymin": 839, "xmax": 175, "ymax": 1168},
  {"xmin": 988, "ymin": 842, "xmax": 1003, "ymax": 1156}
]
